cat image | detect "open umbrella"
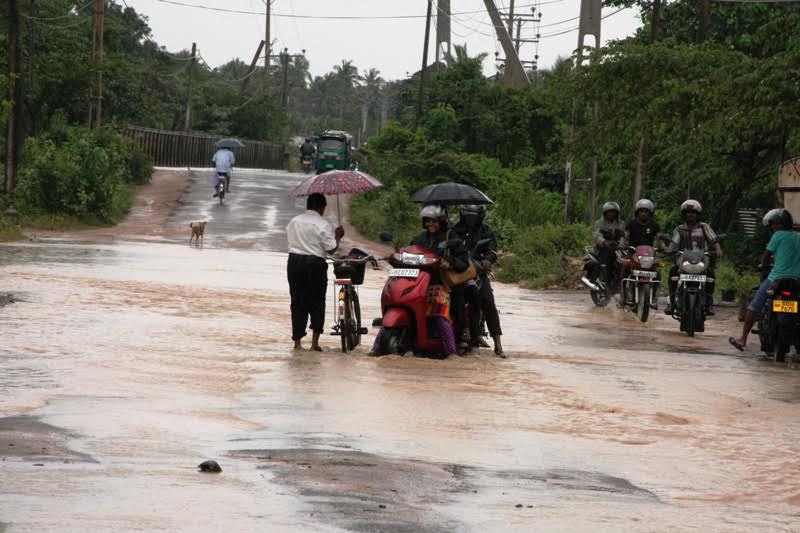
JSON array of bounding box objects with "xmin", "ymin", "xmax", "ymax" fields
[
  {"xmin": 292, "ymin": 169, "xmax": 383, "ymax": 225},
  {"xmin": 410, "ymin": 182, "xmax": 493, "ymax": 206},
  {"xmin": 214, "ymin": 138, "xmax": 244, "ymax": 149}
]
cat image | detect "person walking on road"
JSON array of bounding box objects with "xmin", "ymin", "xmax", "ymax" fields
[{"xmin": 286, "ymin": 193, "xmax": 345, "ymax": 351}]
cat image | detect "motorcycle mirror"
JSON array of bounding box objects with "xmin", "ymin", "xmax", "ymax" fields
[{"xmin": 379, "ymin": 231, "xmax": 394, "ymax": 243}]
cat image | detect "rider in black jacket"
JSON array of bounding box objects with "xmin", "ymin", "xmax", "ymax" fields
[{"xmin": 453, "ymin": 205, "xmax": 504, "ymax": 357}]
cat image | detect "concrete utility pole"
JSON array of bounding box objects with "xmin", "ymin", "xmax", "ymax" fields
[
  {"xmin": 564, "ymin": 0, "xmax": 602, "ymax": 223},
  {"xmin": 280, "ymin": 49, "xmax": 289, "ymax": 107},
  {"xmin": 5, "ymin": 0, "xmax": 20, "ymax": 196},
  {"xmin": 416, "ymin": 0, "xmax": 433, "ymax": 125},
  {"xmin": 264, "ymin": 0, "xmax": 271, "ymax": 91},
  {"xmin": 94, "ymin": 0, "xmax": 105, "ymax": 128},
  {"xmin": 241, "ymin": 40, "xmax": 266, "ymax": 93},
  {"xmin": 483, "ymin": 0, "xmax": 528, "ymax": 88},
  {"xmin": 184, "ymin": 42, "xmax": 196, "ymax": 131},
  {"xmin": 507, "ymin": 0, "xmax": 515, "ymax": 36},
  {"xmin": 435, "ymin": 0, "xmax": 452, "ymax": 66}
]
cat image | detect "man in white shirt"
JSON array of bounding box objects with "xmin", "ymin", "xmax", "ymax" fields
[
  {"xmin": 286, "ymin": 193, "xmax": 345, "ymax": 351},
  {"xmin": 212, "ymin": 148, "xmax": 235, "ymax": 197}
]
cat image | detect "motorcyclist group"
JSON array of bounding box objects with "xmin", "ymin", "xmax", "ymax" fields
[{"xmin": 589, "ymin": 197, "xmax": 724, "ymax": 315}]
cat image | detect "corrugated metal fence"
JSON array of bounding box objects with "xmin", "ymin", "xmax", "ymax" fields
[{"xmin": 123, "ymin": 125, "xmax": 286, "ymax": 169}]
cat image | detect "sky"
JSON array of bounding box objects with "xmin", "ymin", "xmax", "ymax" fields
[{"xmin": 123, "ymin": 0, "xmax": 643, "ymax": 80}]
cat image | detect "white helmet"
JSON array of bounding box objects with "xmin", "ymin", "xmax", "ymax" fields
[
  {"xmin": 602, "ymin": 201, "xmax": 621, "ymax": 215},
  {"xmin": 420, "ymin": 204, "xmax": 447, "ymax": 221},
  {"xmin": 681, "ymin": 199, "xmax": 702, "ymax": 214},
  {"xmin": 634, "ymin": 199, "xmax": 654, "ymax": 213}
]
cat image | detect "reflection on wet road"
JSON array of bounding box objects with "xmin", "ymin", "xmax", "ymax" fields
[{"xmin": 1, "ymin": 170, "xmax": 799, "ymax": 532}]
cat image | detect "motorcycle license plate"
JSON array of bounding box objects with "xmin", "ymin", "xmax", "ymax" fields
[
  {"xmin": 773, "ymin": 300, "xmax": 798, "ymax": 313},
  {"xmin": 389, "ymin": 268, "xmax": 420, "ymax": 278},
  {"xmin": 680, "ymin": 274, "xmax": 707, "ymax": 282},
  {"xmin": 632, "ymin": 270, "xmax": 657, "ymax": 279}
]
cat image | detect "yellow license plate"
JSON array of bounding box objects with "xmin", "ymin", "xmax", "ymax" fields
[{"xmin": 773, "ymin": 300, "xmax": 798, "ymax": 313}]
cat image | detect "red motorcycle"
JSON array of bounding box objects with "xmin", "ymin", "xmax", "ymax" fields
[
  {"xmin": 373, "ymin": 230, "xmax": 465, "ymax": 357},
  {"xmin": 618, "ymin": 244, "xmax": 661, "ymax": 323}
]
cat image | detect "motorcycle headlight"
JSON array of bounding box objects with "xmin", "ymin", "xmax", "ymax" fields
[
  {"xmin": 638, "ymin": 256, "xmax": 656, "ymax": 269},
  {"xmin": 681, "ymin": 261, "xmax": 706, "ymax": 274},
  {"xmin": 400, "ymin": 252, "xmax": 423, "ymax": 265}
]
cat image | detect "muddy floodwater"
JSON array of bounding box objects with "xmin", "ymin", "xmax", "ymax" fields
[{"xmin": 1, "ymin": 169, "xmax": 799, "ymax": 532}]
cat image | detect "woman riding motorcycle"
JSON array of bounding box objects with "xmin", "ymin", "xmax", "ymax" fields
[{"xmin": 369, "ymin": 205, "xmax": 469, "ymax": 357}]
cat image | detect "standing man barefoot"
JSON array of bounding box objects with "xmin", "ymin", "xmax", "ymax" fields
[{"xmin": 286, "ymin": 193, "xmax": 344, "ymax": 351}]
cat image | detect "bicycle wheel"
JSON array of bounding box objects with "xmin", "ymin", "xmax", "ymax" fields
[
  {"xmin": 350, "ymin": 290, "xmax": 362, "ymax": 348},
  {"xmin": 340, "ymin": 291, "xmax": 351, "ymax": 353}
]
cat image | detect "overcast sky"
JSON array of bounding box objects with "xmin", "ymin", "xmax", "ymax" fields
[{"xmin": 124, "ymin": 0, "xmax": 642, "ymax": 80}]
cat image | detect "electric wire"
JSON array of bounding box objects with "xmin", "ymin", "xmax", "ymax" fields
[{"xmin": 20, "ymin": 0, "xmax": 93, "ymax": 20}]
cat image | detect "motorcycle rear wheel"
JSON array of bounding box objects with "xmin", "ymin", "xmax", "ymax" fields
[{"xmin": 775, "ymin": 313, "xmax": 795, "ymax": 362}]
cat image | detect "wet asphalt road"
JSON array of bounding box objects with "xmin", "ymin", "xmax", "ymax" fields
[
  {"xmin": 168, "ymin": 168, "xmax": 309, "ymax": 250},
  {"xmin": 1, "ymin": 169, "xmax": 799, "ymax": 532}
]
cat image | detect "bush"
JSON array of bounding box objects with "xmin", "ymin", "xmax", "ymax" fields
[
  {"xmin": 497, "ymin": 223, "xmax": 591, "ymax": 289},
  {"xmin": 15, "ymin": 124, "xmax": 151, "ymax": 224}
]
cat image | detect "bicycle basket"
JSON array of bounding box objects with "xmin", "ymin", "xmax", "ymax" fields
[{"xmin": 334, "ymin": 248, "xmax": 369, "ymax": 284}]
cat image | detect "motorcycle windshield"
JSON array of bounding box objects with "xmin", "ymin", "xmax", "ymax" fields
[{"xmin": 682, "ymin": 249, "xmax": 705, "ymax": 263}]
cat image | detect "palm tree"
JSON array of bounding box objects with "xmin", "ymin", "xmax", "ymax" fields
[
  {"xmin": 360, "ymin": 68, "xmax": 384, "ymax": 140},
  {"xmin": 332, "ymin": 60, "xmax": 361, "ymax": 120}
]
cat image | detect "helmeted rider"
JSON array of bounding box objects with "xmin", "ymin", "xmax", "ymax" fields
[
  {"xmin": 453, "ymin": 204, "xmax": 505, "ymax": 358},
  {"xmin": 730, "ymin": 208, "xmax": 800, "ymax": 351},
  {"xmin": 619, "ymin": 199, "xmax": 661, "ymax": 306},
  {"xmin": 591, "ymin": 201, "xmax": 625, "ymax": 291},
  {"xmin": 664, "ymin": 199, "xmax": 723, "ymax": 315},
  {"xmin": 300, "ymin": 137, "xmax": 316, "ymax": 166},
  {"xmin": 622, "ymin": 199, "xmax": 660, "ymax": 248},
  {"xmin": 369, "ymin": 205, "xmax": 467, "ymax": 357}
]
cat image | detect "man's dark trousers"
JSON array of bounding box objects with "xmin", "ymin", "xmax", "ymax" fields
[{"xmin": 288, "ymin": 253, "xmax": 328, "ymax": 341}]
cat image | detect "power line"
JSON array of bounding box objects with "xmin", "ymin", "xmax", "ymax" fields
[
  {"xmin": 20, "ymin": 0, "xmax": 93, "ymax": 20},
  {"xmin": 153, "ymin": 0, "xmax": 560, "ymax": 20},
  {"xmin": 538, "ymin": 7, "xmax": 626, "ymax": 39}
]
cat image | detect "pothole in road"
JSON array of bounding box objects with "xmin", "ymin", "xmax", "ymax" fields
[{"xmin": 231, "ymin": 447, "xmax": 659, "ymax": 531}]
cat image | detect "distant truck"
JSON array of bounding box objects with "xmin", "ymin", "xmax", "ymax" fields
[
  {"xmin": 315, "ymin": 130, "xmax": 353, "ymax": 174},
  {"xmin": 779, "ymin": 157, "xmax": 800, "ymax": 229}
]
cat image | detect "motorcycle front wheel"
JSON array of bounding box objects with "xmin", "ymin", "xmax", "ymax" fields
[{"xmin": 637, "ymin": 285, "xmax": 650, "ymax": 323}]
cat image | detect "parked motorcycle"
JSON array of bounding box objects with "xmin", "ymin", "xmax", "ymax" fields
[
  {"xmin": 581, "ymin": 228, "xmax": 624, "ymax": 307},
  {"xmin": 662, "ymin": 234, "xmax": 725, "ymax": 337},
  {"xmin": 758, "ymin": 277, "xmax": 800, "ymax": 362},
  {"xmin": 618, "ymin": 244, "xmax": 660, "ymax": 322},
  {"xmin": 373, "ymin": 233, "xmax": 461, "ymax": 358}
]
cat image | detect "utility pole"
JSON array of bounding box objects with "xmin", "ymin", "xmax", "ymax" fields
[
  {"xmin": 241, "ymin": 40, "xmax": 266, "ymax": 93},
  {"xmin": 280, "ymin": 49, "xmax": 289, "ymax": 107},
  {"xmin": 264, "ymin": 0, "xmax": 271, "ymax": 91},
  {"xmin": 87, "ymin": 0, "xmax": 106, "ymax": 128},
  {"xmin": 184, "ymin": 42, "xmax": 196, "ymax": 131},
  {"xmin": 484, "ymin": 0, "xmax": 528, "ymax": 88},
  {"xmin": 5, "ymin": 0, "xmax": 20, "ymax": 196},
  {"xmin": 416, "ymin": 0, "xmax": 433, "ymax": 125},
  {"xmin": 436, "ymin": 0, "xmax": 452, "ymax": 67},
  {"xmin": 515, "ymin": 19, "xmax": 522, "ymax": 53},
  {"xmin": 507, "ymin": 0, "xmax": 515, "ymax": 36}
]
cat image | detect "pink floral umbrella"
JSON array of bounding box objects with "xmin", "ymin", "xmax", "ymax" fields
[{"xmin": 292, "ymin": 170, "xmax": 383, "ymax": 224}]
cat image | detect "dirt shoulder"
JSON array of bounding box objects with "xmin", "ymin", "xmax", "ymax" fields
[{"xmin": 26, "ymin": 168, "xmax": 192, "ymax": 243}]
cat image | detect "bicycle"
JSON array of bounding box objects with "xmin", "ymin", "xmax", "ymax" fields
[
  {"xmin": 215, "ymin": 172, "xmax": 230, "ymax": 205},
  {"xmin": 328, "ymin": 249, "xmax": 377, "ymax": 353}
]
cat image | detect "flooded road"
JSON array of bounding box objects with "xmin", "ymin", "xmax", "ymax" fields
[{"xmin": 1, "ymin": 169, "xmax": 799, "ymax": 532}]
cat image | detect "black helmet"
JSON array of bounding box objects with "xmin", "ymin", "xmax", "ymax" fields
[
  {"xmin": 763, "ymin": 208, "xmax": 794, "ymax": 229},
  {"xmin": 460, "ymin": 204, "xmax": 486, "ymax": 220}
]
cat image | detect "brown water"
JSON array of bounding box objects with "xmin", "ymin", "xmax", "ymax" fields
[{"xmin": 1, "ymin": 170, "xmax": 799, "ymax": 532}]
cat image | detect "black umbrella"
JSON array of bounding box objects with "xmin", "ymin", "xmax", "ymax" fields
[
  {"xmin": 410, "ymin": 182, "xmax": 493, "ymax": 206},
  {"xmin": 214, "ymin": 138, "xmax": 244, "ymax": 149}
]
